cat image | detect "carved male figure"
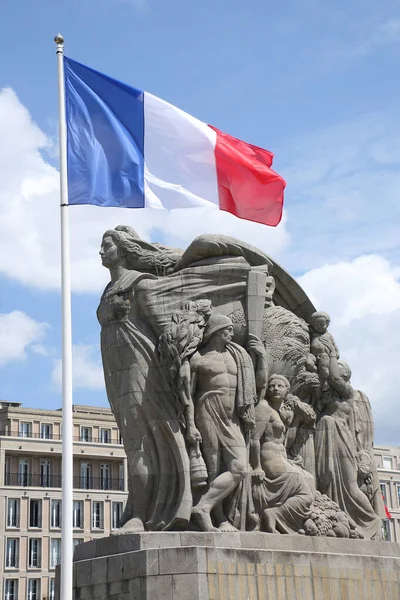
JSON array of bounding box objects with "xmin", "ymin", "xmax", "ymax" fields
[{"xmin": 190, "ymin": 314, "xmax": 257, "ymax": 532}]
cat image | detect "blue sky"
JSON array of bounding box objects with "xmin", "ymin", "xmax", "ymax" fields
[{"xmin": 0, "ymin": 0, "xmax": 400, "ymax": 442}]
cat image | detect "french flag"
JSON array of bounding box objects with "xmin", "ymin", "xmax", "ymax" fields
[{"xmin": 64, "ymin": 57, "xmax": 286, "ymax": 227}]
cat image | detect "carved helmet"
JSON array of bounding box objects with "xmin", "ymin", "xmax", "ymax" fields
[{"xmin": 203, "ymin": 314, "xmax": 233, "ymax": 344}]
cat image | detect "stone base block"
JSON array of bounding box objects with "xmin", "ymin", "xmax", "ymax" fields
[{"xmin": 64, "ymin": 532, "xmax": 400, "ymax": 599}]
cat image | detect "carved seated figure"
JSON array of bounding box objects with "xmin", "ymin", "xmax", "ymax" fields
[
  {"xmin": 309, "ymin": 311, "xmax": 340, "ymax": 386},
  {"xmin": 250, "ymin": 374, "xmax": 316, "ymax": 534},
  {"xmin": 190, "ymin": 314, "xmax": 257, "ymax": 532}
]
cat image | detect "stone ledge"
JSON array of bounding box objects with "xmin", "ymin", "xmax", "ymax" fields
[{"xmin": 73, "ymin": 531, "xmax": 400, "ymax": 563}]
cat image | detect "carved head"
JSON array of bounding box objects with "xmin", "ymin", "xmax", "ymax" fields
[
  {"xmin": 356, "ymin": 449, "xmax": 373, "ymax": 477},
  {"xmin": 100, "ymin": 225, "xmax": 181, "ymax": 275},
  {"xmin": 338, "ymin": 359, "xmax": 352, "ymax": 382},
  {"xmin": 267, "ymin": 373, "xmax": 290, "ymax": 402},
  {"xmin": 310, "ymin": 311, "xmax": 331, "ymax": 333},
  {"xmin": 100, "ymin": 225, "xmax": 139, "ymax": 269},
  {"xmin": 100, "ymin": 234, "xmax": 125, "ymax": 269},
  {"xmin": 267, "ymin": 374, "xmax": 290, "ymax": 405},
  {"xmin": 203, "ymin": 314, "xmax": 233, "ymax": 345}
]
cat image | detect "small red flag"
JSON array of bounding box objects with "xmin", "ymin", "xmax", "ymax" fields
[{"xmin": 382, "ymin": 494, "xmax": 392, "ymax": 519}]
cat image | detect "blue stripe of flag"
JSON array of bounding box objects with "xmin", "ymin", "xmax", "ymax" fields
[{"xmin": 64, "ymin": 57, "xmax": 145, "ymax": 208}]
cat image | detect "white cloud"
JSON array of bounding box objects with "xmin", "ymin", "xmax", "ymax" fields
[
  {"xmin": 298, "ymin": 255, "xmax": 400, "ymax": 444},
  {"xmin": 122, "ymin": 0, "xmax": 149, "ymax": 10},
  {"xmin": 52, "ymin": 344, "xmax": 104, "ymax": 390},
  {"xmin": 0, "ymin": 88, "xmax": 289, "ymax": 294},
  {"xmin": 324, "ymin": 11, "xmax": 400, "ymax": 65},
  {"xmin": 298, "ymin": 254, "xmax": 400, "ymax": 326},
  {"xmin": 279, "ymin": 111, "xmax": 400, "ymax": 273},
  {"xmin": 369, "ymin": 18, "xmax": 400, "ymax": 47},
  {"xmin": 269, "ymin": 6, "xmax": 400, "ymax": 92},
  {"xmin": 102, "ymin": 0, "xmax": 150, "ymax": 10},
  {"xmin": 0, "ymin": 311, "xmax": 48, "ymax": 366},
  {"xmin": 327, "ymin": 17, "xmax": 400, "ymax": 66},
  {"xmin": 30, "ymin": 343, "xmax": 53, "ymax": 357}
]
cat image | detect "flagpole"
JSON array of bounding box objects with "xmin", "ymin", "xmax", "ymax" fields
[{"xmin": 54, "ymin": 33, "xmax": 73, "ymax": 600}]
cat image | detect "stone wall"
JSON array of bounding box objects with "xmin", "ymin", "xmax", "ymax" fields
[{"xmin": 60, "ymin": 532, "xmax": 400, "ymax": 600}]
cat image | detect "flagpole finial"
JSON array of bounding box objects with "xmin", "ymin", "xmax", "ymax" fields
[{"xmin": 54, "ymin": 33, "xmax": 64, "ymax": 45}]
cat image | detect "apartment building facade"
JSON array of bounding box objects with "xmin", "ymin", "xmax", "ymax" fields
[
  {"xmin": 374, "ymin": 444, "xmax": 400, "ymax": 544},
  {"xmin": 0, "ymin": 398, "xmax": 397, "ymax": 600},
  {"xmin": 0, "ymin": 401, "xmax": 127, "ymax": 600}
]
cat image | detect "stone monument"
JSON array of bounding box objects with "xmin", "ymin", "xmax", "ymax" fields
[{"xmin": 64, "ymin": 228, "xmax": 400, "ymax": 600}]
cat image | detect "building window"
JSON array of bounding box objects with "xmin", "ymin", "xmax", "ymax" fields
[
  {"xmin": 383, "ymin": 456, "xmax": 393, "ymax": 470},
  {"xmin": 100, "ymin": 464, "xmax": 110, "ymax": 490},
  {"xmin": 50, "ymin": 539, "xmax": 61, "ymax": 569},
  {"xmin": 397, "ymin": 485, "xmax": 400, "ymax": 507},
  {"xmin": 19, "ymin": 421, "xmax": 32, "ymax": 438},
  {"xmin": 73, "ymin": 501, "xmax": 84, "ymax": 529},
  {"xmin": 73, "ymin": 538, "xmax": 84, "ymax": 547},
  {"xmin": 40, "ymin": 423, "xmax": 53, "ymax": 439},
  {"xmin": 80, "ymin": 427, "xmax": 92, "ymax": 442},
  {"xmin": 49, "ymin": 579, "xmax": 55, "ymax": 600},
  {"xmin": 29, "ymin": 499, "xmax": 42, "ymax": 528},
  {"xmin": 4, "ymin": 457, "xmax": 9, "ymax": 484},
  {"xmin": 40, "ymin": 460, "xmax": 52, "ymax": 487},
  {"xmin": 18, "ymin": 458, "xmax": 30, "ymax": 486},
  {"xmin": 99, "ymin": 428, "xmax": 111, "ymax": 444},
  {"xmin": 382, "ymin": 520, "xmax": 391, "ymax": 541},
  {"xmin": 28, "ymin": 539, "xmax": 41, "ymax": 568},
  {"xmin": 4, "ymin": 458, "xmax": 9, "ymax": 485},
  {"xmin": 5, "ymin": 539, "xmax": 19, "ymax": 568},
  {"xmin": 27, "ymin": 579, "xmax": 40, "ymax": 600},
  {"xmin": 4, "ymin": 580, "xmax": 18, "ymax": 600},
  {"xmin": 119, "ymin": 463, "xmax": 124, "ymax": 490},
  {"xmin": 112, "ymin": 502, "xmax": 123, "ymax": 529},
  {"xmin": 7, "ymin": 499, "xmax": 20, "ymax": 528},
  {"xmin": 80, "ymin": 462, "xmax": 92, "ymax": 489},
  {"xmin": 92, "ymin": 501, "xmax": 104, "ymax": 529},
  {"xmin": 51, "ymin": 500, "xmax": 62, "ymax": 528}
]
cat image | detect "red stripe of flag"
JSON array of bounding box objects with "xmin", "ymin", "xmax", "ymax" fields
[{"xmin": 209, "ymin": 125, "xmax": 286, "ymax": 227}]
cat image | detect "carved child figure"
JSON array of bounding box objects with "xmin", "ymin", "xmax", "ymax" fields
[{"xmin": 309, "ymin": 311, "xmax": 340, "ymax": 385}]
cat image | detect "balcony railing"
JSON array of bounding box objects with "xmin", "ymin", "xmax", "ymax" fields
[
  {"xmin": 78, "ymin": 477, "xmax": 124, "ymax": 491},
  {"xmin": 0, "ymin": 431, "xmax": 62, "ymax": 440},
  {"xmin": 50, "ymin": 554, "xmax": 61, "ymax": 568},
  {"xmin": 28, "ymin": 558, "xmax": 42, "ymax": 568},
  {"xmin": 0, "ymin": 431, "xmax": 122, "ymax": 444},
  {"xmin": 76, "ymin": 436, "xmax": 117, "ymax": 444},
  {"xmin": 6, "ymin": 515, "xmax": 20, "ymax": 528},
  {"xmin": 5, "ymin": 473, "xmax": 125, "ymax": 491},
  {"xmin": 5, "ymin": 556, "xmax": 19, "ymax": 569}
]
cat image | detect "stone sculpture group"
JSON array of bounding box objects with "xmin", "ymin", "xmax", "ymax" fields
[{"xmin": 97, "ymin": 226, "xmax": 384, "ymax": 540}]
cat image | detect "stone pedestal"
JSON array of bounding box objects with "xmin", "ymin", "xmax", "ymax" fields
[{"xmin": 64, "ymin": 532, "xmax": 400, "ymax": 600}]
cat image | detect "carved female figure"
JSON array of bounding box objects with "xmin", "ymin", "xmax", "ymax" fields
[
  {"xmin": 97, "ymin": 225, "xmax": 192, "ymax": 532},
  {"xmin": 250, "ymin": 374, "xmax": 315, "ymax": 534},
  {"xmin": 315, "ymin": 360, "xmax": 382, "ymax": 539}
]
